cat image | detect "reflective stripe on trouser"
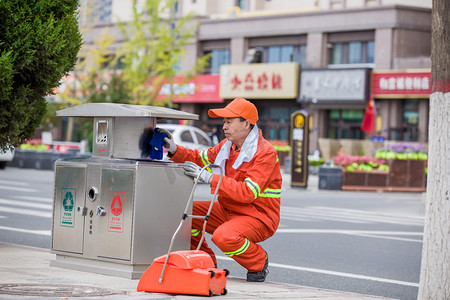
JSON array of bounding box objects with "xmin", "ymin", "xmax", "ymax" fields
[{"xmin": 190, "ymin": 200, "xmax": 270, "ymax": 272}]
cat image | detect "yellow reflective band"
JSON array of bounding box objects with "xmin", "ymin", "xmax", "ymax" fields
[
  {"xmin": 224, "ymin": 238, "xmax": 250, "ymax": 257},
  {"xmin": 200, "ymin": 150, "xmax": 212, "ymax": 172},
  {"xmin": 276, "ymin": 155, "xmax": 279, "ymax": 163},
  {"xmin": 260, "ymin": 188, "xmax": 281, "ymax": 198},
  {"xmin": 244, "ymin": 178, "xmax": 261, "ymax": 199},
  {"xmin": 191, "ymin": 229, "xmax": 200, "ymax": 237}
]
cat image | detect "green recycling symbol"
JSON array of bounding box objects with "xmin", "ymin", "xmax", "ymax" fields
[{"xmin": 63, "ymin": 191, "xmax": 74, "ymax": 211}]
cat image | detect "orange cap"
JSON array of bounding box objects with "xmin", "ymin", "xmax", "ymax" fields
[{"xmin": 208, "ymin": 97, "xmax": 259, "ymax": 125}]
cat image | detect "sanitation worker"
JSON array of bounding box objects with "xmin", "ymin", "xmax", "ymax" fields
[{"xmin": 159, "ymin": 97, "xmax": 282, "ymax": 282}]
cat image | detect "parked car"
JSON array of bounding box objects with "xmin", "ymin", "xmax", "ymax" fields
[
  {"xmin": 157, "ymin": 124, "xmax": 212, "ymax": 154},
  {"xmin": 0, "ymin": 147, "xmax": 14, "ymax": 169}
]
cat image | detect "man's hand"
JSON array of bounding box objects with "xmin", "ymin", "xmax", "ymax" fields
[
  {"xmin": 156, "ymin": 128, "xmax": 177, "ymax": 153},
  {"xmin": 183, "ymin": 161, "xmax": 212, "ymax": 184}
]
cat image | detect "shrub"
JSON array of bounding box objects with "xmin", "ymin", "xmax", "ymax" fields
[{"xmin": 332, "ymin": 152, "xmax": 388, "ymax": 173}]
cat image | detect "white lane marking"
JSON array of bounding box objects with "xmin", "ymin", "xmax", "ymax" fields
[
  {"xmin": 216, "ymin": 256, "xmax": 419, "ymax": 288},
  {"xmin": 0, "ymin": 198, "xmax": 52, "ymax": 210},
  {"xmin": 276, "ymin": 229, "xmax": 422, "ymax": 235},
  {"xmin": 0, "ymin": 225, "xmax": 51, "ymax": 236},
  {"xmin": 275, "ymin": 229, "xmax": 423, "ymax": 243},
  {"xmin": 281, "ymin": 212, "xmax": 370, "ymax": 224},
  {"xmin": 0, "ymin": 206, "xmax": 52, "ymax": 218},
  {"xmin": 0, "ymin": 180, "xmax": 29, "ymax": 186},
  {"xmin": 349, "ymin": 233, "xmax": 422, "ymax": 243},
  {"xmin": 0, "ymin": 185, "xmax": 37, "ymax": 193},
  {"xmin": 281, "ymin": 206, "xmax": 424, "ymax": 226},
  {"xmin": 14, "ymin": 195, "xmax": 53, "ymax": 203}
]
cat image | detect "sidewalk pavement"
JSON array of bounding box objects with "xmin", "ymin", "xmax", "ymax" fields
[{"xmin": 0, "ymin": 243, "xmax": 394, "ymax": 300}]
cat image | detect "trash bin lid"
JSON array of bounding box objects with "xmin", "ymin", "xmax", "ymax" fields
[{"xmin": 56, "ymin": 103, "xmax": 198, "ymax": 120}]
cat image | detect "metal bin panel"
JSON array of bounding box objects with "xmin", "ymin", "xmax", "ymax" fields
[
  {"xmin": 82, "ymin": 163, "xmax": 102, "ymax": 258},
  {"xmin": 52, "ymin": 164, "xmax": 87, "ymax": 254},
  {"xmin": 132, "ymin": 162, "xmax": 193, "ymax": 264},
  {"xmin": 96, "ymin": 167, "xmax": 135, "ymax": 261}
]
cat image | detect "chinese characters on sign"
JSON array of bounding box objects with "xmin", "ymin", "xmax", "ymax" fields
[
  {"xmin": 108, "ymin": 191, "xmax": 125, "ymax": 233},
  {"xmin": 299, "ymin": 69, "xmax": 369, "ymax": 103},
  {"xmin": 158, "ymin": 75, "xmax": 224, "ymax": 103},
  {"xmin": 230, "ymin": 72, "xmax": 283, "ymax": 91},
  {"xmin": 372, "ymin": 71, "xmax": 431, "ymax": 98},
  {"xmin": 290, "ymin": 110, "xmax": 309, "ymax": 188},
  {"xmin": 220, "ymin": 63, "xmax": 299, "ymax": 99},
  {"xmin": 60, "ymin": 188, "xmax": 76, "ymax": 227}
]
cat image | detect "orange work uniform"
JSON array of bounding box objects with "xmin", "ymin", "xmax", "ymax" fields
[{"xmin": 170, "ymin": 129, "xmax": 282, "ymax": 272}]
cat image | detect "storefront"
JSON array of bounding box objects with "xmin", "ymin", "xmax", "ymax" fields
[
  {"xmin": 217, "ymin": 62, "xmax": 300, "ymax": 142},
  {"xmin": 298, "ymin": 68, "xmax": 372, "ymax": 151},
  {"xmin": 371, "ymin": 70, "xmax": 430, "ymax": 142}
]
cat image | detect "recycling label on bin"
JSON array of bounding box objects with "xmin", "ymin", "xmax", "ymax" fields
[
  {"xmin": 60, "ymin": 188, "xmax": 76, "ymax": 227},
  {"xmin": 108, "ymin": 191, "xmax": 124, "ymax": 233}
]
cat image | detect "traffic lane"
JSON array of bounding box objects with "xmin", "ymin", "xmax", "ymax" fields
[
  {"xmin": 266, "ymin": 230, "xmax": 422, "ymax": 284},
  {"xmin": 0, "ymin": 209, "xmax": 52, "ymax": 249},
  {"xmin": 0, "ymin": 168, "xmax": 53, "ymax": 249},
  {"xmin": 265, "ymin": 267, "xmax": 418, "ymax": 300},
  {"xmin": 207, "ymin": 228, "xmax": 420, "ymax": 300},
  {"xmin": 281, "ymin": 189, "xmax": 425, "ymax": 217}
]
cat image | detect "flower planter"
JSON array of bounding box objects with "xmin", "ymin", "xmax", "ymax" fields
[
  {"xmin": 341, "ymin": 160, "xmax": 426, "ymax": 192},
  {"xmin": 342, "ymin": 169, "xmax": 388, "ymax": 190},
  {"xmin": 342, "ymin": 170, "xmax": 366, "ymax": 186},
  {"xmin": 388, "ymin": 159, "xmax": 426, "ymax": 188}
]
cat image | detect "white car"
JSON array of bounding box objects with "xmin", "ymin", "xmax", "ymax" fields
[
  {"xmin": 0, "ymin": 147, "xmax": 14, "ymax": 169},
  {"xmin": 157, "ymin": 124, "xmax": 213, "ymax": 153}
]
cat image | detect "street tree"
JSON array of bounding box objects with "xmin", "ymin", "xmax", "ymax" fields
[
  {"xmin": 0, "ymin": 0, "xmax": 82, "ymax": 151},
  {"xmin": 418, "ymin": 0, "xmax": 450, "ymax": 299},
  {"xmin": 119, "ymin": 0, "xmax": 209, "ymax": 106}
]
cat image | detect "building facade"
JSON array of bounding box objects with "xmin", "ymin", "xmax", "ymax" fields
[{"xmin": 78, "ymin": 0, "xmax": 432, "ymax": 153}]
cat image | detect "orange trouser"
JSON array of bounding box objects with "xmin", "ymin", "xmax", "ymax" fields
[{"xmin": 191, "ymin": 200, "xmax": 271, "ymax": 272}]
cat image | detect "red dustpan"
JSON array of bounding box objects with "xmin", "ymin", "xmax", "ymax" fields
[{"xmin": 137, "ymin": 164, "xmax": 228, "ymax": 296}]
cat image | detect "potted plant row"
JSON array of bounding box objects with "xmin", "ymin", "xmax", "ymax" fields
[{"xmin": 331, "ymin": 142, "xmax": 428, "ymax": 191}]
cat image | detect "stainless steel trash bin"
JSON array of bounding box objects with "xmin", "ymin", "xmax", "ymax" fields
[{"xmin": 50, "ymin": 103, "xmax": 199, "ymax": 279}]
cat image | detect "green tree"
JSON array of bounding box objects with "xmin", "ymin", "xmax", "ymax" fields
[
  {"xmin": 119, "ymin": 0, "xmax": 209, "ymax": 105},
  {"xmin": 0, "ymin": 0, "xmax": 82, "ymax": 151}
]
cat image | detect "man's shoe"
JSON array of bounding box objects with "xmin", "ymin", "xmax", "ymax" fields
[{"xmin": 246, "ymin": 253, "xmax": 269, "ymax": 282}]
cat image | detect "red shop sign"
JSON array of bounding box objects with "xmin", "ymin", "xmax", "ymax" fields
[
  {"xmin": 372, "ymin": 70, "xmax": 431, "ymax": 98},
  {"xmin": 158, "ymin": 74, "xmax": 223, "ymax": 103}
]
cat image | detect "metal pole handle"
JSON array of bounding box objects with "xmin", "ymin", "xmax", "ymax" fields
[{"xmin": 159, "ymin": 163, "xmax": 223, "ymax": 283}]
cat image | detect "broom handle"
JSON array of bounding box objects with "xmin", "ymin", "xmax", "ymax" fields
[{"xmin": 159, "ymin": 164, "xmax": 223, "ymax": 283}]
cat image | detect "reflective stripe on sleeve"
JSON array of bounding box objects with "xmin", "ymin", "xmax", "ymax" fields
[
  {"xmin": 244, "ymin": 177, "xmax": 261, "ymax": 199},
  {"xmin": 200, "ymin": 150, "xmax": 212, "ymax": 172},
  {"xmin": 260, "ymin": 188, "xmax": 281, "ymax": 198},
  {"xmin": 223, "ymin": 238, "xmax": 250, "ymax": 257}
]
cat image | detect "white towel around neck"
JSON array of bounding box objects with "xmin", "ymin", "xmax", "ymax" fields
[{"xmin": 213, "ymin": 125, "xmax": 259, "ymax": 175}]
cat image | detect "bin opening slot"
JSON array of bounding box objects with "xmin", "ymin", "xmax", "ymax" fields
[{"xmin": 96, "ymin": 120, "xmax": 108, "ymax": 144}]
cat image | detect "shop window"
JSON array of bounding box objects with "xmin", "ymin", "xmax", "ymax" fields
[
  {"xmin": 257, "ymin": 106, "xmax": 295, "ymax": 143},
  {"xmin": 330, "ymin": 41, "xmax": 374, "ymax": 64},
  {"xmin": 259, "ymin": 45, "xmax": 307, "ymax": 66},
  {"xmin": 268, "ymin": 45, "xmax": 294, "ymax": 63},
  {"xmin": 402, "ymin": 99, "xmax": 419, "ymax": 141},
  {"xmin": 367, "ymin": 41, "xmax": 375, "ymax": 63},
  {"xmin": 327, "ymin": 109, "xmax": 364, "ymax": 139},
  {"xmin": 348, "ymin": 42, "xmax": 362, "ymax": 64},
  {"xmin": 236, "ymin": 0, "xmax": 247, "ymax": 11},
  {"xmin": 204, "ymin": 49, "xmax": 230, "ymax": 74}
]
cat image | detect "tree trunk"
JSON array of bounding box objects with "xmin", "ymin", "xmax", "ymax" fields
[{"xmin": 418, "ymin": 1, "xmax": 450, "ymax": 299}]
